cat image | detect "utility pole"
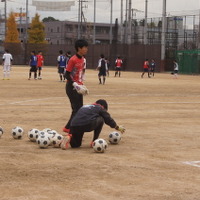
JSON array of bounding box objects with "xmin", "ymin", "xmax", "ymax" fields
[
  {"xmin": 4, "ymin": 0, "xmax": 7, "ymax": 40},
  {"xmin": 120, "ymin": 0, "xmax": 123, "ymax": 43},
  {"xmin": 19, "ymin": 7, "xmax": 22, "ymax": 41},
  {"xmin": 78, "ymin": 0, "xmax": 81, "ymax": 39},
  {"xmin": 161, "ymin": 0, "xmax": 166, "ymax": 70},
  {"xmin": 144, "ymin": 0, "xmax": 148, "ymax": 45},
  {"xmin": 93, "ymin": 0, "xmax": 96, "ymax": 44},
  {"xmin": 109, "ymin": 0, "xmax": 113, "ymax": 44},
  {"xmin": 124, "ymin": 0, "xmax": 128, "ymax": 43},
  {"xmin": 25, "ymin": 0, "xmax": 29, "ymax": 43},
  {"xmin": 127, "ymin": 0, "xmax": 132, "ymax": 44}
]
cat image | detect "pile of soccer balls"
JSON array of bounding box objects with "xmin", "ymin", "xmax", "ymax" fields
[{"xmin": 0, "ymin": 125, "xmax": 123, "ymax": 153}]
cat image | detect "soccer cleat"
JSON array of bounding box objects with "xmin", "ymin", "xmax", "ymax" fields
[
  {"xmin": 63, "ymin": 127, "xmax": 70, "ymax": 133},
  {"xmin": 60, "ymin": 134, "xmax": 72, "ymax": 150}
]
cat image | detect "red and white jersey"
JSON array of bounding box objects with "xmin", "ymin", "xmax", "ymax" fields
[
  {"xmin": 37, "ymin": 54, "xmax": 44, "ymax": 67},
  {"xmin": 143, "ymin": 61, "xmax": 149, "ymax": 69},
  {"xmin": 115, "ymin": 59, "xmax": 123, "ymax": 67},
  {"xmin": 66, "ymin": 54, "xmax": 85, "ymax": 85}
]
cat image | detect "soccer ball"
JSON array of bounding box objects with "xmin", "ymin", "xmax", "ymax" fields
[
  {"xmin": 92, "ymin": 138, "xmax": 108, "ymax": 153},
  {"xmin": 27, "ymin": 128, "xmax": 40, "ymax": 142},
  {"xmin": 36, "ymin": 135, "xmax": 51, "ymax": 148},
  {"xmin": 52, "ymin": 134, "xmax": 63, "ymax": 148},
  {"xmin": 108, "ymin": 131, "xmax": 121, "ymax": 144},
  {"xmin": 42, "ymin": 128, "xmax": 51, "ymax": 132},
  {"xmin": 0, "ymin": 126, "xmax": 4, "ymax": 138},
  {"xmin": 11, "ymin": 126, "xmax": 24, "ymax": 139}
]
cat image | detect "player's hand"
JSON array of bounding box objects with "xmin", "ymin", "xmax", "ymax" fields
[
  {"xmin": 116, "ymin": 125, "xmax": 125, "ymax": 134},
  {"xmin": 73, "ymin": 82, "xmax": 89, "ymax": 96}
]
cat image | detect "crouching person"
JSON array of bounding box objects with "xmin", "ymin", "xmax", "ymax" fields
[{"xmin": 61, "ymin": 99, "xmax": 125, "ymax": 150}]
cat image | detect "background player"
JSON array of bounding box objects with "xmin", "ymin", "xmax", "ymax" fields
[
  {"xmin": 141, "ymin": 59, "xmax": 150, "ymax": 78},
  {"xmin": 57, "ymin": 50, "xmax": 66, "ymax": 82},
  {"xmin": 28, "ymin": 51, "xmax": 37, "ymax": 80},
  {"xmin": 36, "ymin": 51, "xmax": 44, "ymax": 80},
  {"xmin": 114, "ymin": 56, "xmax": 123, "ymax": 77},
  {"xmin": 96, "ymin": 54, "xmax": 108, "ymax": 84},
  {"xmin": 2, "ymin": 49, "xmax": 13, "ymax": 80}
]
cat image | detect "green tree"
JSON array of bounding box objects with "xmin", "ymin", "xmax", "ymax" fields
[
  {"xmin": 5, "ymin": 12, "xmax": 20, "ymax": 43},
  {"xmin": 42, "ymin": 16, "xmax": 59, "ymax": 22},
  {"xmin": 28, "ymin": 13, "xmax": 47, "ymax": 44}
]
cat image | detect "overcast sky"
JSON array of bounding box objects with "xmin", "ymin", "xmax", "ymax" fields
[{"xmin": 0, "ymin": 0, "xmax": 199, "ymax": 23}]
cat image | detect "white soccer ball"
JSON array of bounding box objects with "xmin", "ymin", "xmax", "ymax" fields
[
  {"xmin": 92, "ymin": 138, "xmax": 108, "ymax": 153},
  {"xmin": 0, "ymin": 126, "xmax": 4, "ymax": 138},
  {"xmin": 36, "ymin": 135, "xmax": 51, "ymax": 148},
  {"xmin": 27, "ymin": 128, "xmax": 40, "ymax": 142},
  {"xmin": 11, "ymin": 126, "xmax": 24, "ymax": 139},
  {"xmin": 108, "ymin": 131, "xmax": 121, "ymax": 144},
  {"xmin": 42, "ymin": 128, "xmax": 51, "ymax": 132},
  {"xmin": 52, "ymin": 134, "xmax": 63, "ymax": 148}
]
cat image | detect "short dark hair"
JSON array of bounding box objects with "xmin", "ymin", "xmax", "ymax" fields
[
  {"xmin": 75, "ymin": 39, "xmax": 88, "ymax": 52},
  {"xmin": 96, "ymin": 99, "xmax": 108, "ymax": 110},
  {"xmin": 100, "ymin": 54, "xmax": 104, "ymax": 58},
  {"xmin": 59, "ymin": 50, "xmax": 63, "ymax": 54}
]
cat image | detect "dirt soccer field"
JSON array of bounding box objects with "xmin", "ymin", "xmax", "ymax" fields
[{"xmin": 0, "ymin": 66, "xmax": 200, "ymax": 200}]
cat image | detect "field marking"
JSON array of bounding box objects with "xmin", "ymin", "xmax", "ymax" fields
[
  {"xmin": 182, "ymin": 161, "xmax": 200, "ymax": 168},
  {"xmin": 0, "ymin": 95, "xmax": 200, "ymax": 106}
]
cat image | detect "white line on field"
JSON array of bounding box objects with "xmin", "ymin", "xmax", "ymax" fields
[{"xmin": 182, "ymin": 161, "xmax": 200, "ymax": 168}]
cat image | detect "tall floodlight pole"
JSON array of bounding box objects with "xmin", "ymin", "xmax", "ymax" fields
[
  {"xmin": 93, "ymin": 0, "xmax": 96, "ymax": 44},
  {"xmin": 127, "ymin": 0, "xmax": 132, "ymax": 44},
  {"xmin": 4, "ymin": 0, "xmax": 7, "ymax": 40},
  {"xmin": 25, "ymin": 0, "xmax": 29, "ymax": 43},
  {"xmin": 109, "ymin": 0, "xmax": 113, "ymax": 44},
  {"xmin": 78, "ymin": 0, "xmax": 81, "ymax": 39},
  {"xmin": 144, "ymin": 0, "xmax": 148, "ymax": 45},
  {"xmin": 161, "ymin": 0, "xmax": 166, "ymax": 70},
  {"xmin": 120, "ymin": 0, "xmax": 123, "ymax": 43}
]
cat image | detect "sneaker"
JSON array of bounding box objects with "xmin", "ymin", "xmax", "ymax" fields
[
  {"xmin": 28, "ymin": 78, "xmax": 31, "ymax": 80},
  {"xmin": 60, "ymin": 134, "xmax": 72, "ymax": 150},
  {"xmin": 63, "ymin": 127, "xmax": 70, "ymax": 133}
]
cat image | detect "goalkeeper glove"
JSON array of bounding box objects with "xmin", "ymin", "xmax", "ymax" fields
[
  {"xmin": 72, "ymin": 82, "xmax": 89, "ymax": 96},
  {"xmin": 115, "ymin": 125, "xmax": 125, "ymax": 134}
]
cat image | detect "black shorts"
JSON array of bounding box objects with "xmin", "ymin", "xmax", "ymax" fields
[
  {"xmin": 115, "ymin": 67, "xmax": 121, "ymax": 71},
  {"xmin": 143, "ymin": 68, "xmax": 149, "ymax": 72},
  {"xmin": 58, "ymin": 67, "xmax": 65, "ymax": 74},
  {"xmin": 37, "ymin": 66, "xmax": 42, "ymax": 71},
  {"xmin": 30, "ymin": 65, "xmax": 37, "ymax": 72},
  {"xmin": 98, "ymin": 71, "xmax": 106, "ymax": 76}
]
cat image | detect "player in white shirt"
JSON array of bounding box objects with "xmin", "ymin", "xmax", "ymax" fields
[{"xmin": 2, "ymin": 49, "xmax": 13, "ymax": 80}]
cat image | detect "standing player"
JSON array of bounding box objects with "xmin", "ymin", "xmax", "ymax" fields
[
  {"xmin": 63, "ymin": 39, "xmax": 89, "ymax": 134},
  {"xmin": 96, "ymin": 54, "xmax": 108, "ymax": 84},
  {"xmin": 141, "ymin": 59, "xmax": 150, "ymax": 78},
  {"xmin": 36, "ymin": 51, "xmax": 44, "ymax": 80},
  {"xmin": 172, "ymin": 60, "xmax": 179, "ymax": 79},
  {"xmin": 28, "ymin": 51, "xmax": 37, "ymax": 80},
  {"xmin": 2, "ymin": 49, "xmax": 13, "ymax": 80},
  {"xmin": 150, "ymin": 59, "xmax": 156, "ymax": 77},
  {"xmin": 114, "ymin": 56, "xmax": 123, "ymax": 77},
  {"xmin": 61, "ymin": 99, "xmax": 125, "ymax": 150},
  {"xmin": 57, "ymin": 50, "xmax": 66, "ymax": 82}
]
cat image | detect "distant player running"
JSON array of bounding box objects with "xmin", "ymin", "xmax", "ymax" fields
[
  {"xmin": 28, "ymin": 51, "xmax": 37, "ymax": 80},
  {"xmin": 141, "ymin": 59, "xmax": 150, "ymax": 78}
]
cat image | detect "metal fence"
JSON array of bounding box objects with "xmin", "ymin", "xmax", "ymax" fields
[{"xmin": 3, "ymin": 43, "xmax": 162, "ymax": 72}]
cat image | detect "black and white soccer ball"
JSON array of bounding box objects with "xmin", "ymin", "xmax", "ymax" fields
[
  {"xmin": 42, "ymin": 128, "xmax": 52, "ymax": 133},
  {"xmin": 52, "ymin": 134, "xmax": 63, "ymax": 148},
  {"xmin": 36, "ymin": 135, "xmax": 51, "ymax": 148},
  {"xmin": 92, "ymin": 138, "xmax": 108, "ymax": 153},
  {"xmin": 108, "ymin": 131, "xmax": 121, "ymax": 144},
  {"xmin": 27, "ymin": 128, "xmax": 40, "ymax": 142},
  {"xmin": 0, "ymin": 126, "xmax": 4, "ymax": 138},
  {"xmin": 11, "ymin": 126, "xmax": 24, "ymax": 139}
]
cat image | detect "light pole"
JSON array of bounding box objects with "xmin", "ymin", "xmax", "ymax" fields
[
  {"xmin": 4, "ymin": 0, "xmax": 7, "ymax": 40},
  {"xmin": 109, "ymin": 0, "xmax": 113, "ymax": 44},
  {"xmin": 161, "ymin": 0, "xmax": 166, "ymax": 70},
  {"xmin": 25, "ymin": 0, "xmax": 29, "ymax": 43},
  {"xmin": 93, "ymin": 0, "xmax": 96, "ymax": 44}
]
